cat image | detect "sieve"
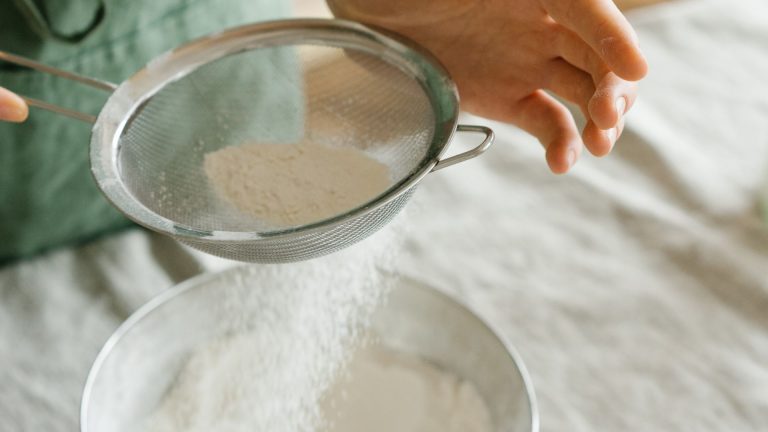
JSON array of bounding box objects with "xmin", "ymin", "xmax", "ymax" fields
[{"xmin": 0, "ymin": 19, "xmax": 494, "ymax": 263}]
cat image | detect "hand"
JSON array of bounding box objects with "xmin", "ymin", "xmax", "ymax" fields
[
  {"xmin": 328, "ymin": 0, "xmax": 648, "ymax": 173},
  {"xmin": 0, "ymin": 87, "xmax": 28, "ymax": 122}
]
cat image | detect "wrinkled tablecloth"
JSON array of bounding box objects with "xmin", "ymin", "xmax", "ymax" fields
[{"xmin": 2, "ymin": 0, "xmax": 767, "ymax": 430}]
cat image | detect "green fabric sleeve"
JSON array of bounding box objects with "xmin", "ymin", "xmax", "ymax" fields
[{"xmin": 0, "ymin": 0, "xmax": 289, "ymax": 263}]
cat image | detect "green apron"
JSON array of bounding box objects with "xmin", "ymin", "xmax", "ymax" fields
[{"xmin": 0, "ymin": 0, "xmax": 288, "ymax": 263}]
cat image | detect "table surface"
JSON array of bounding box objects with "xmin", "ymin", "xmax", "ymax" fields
[{"xmin": 2, "ymin": 0, "xmax": 768, "ymax": 430}]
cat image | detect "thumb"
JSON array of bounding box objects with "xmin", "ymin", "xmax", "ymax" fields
[{"xmin": 0, "ymin": 87, "xmax": 29, "ymax": 122}]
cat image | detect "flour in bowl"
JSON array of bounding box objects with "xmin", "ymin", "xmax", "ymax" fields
[
  {"xmin": 145, "ymin": 333, "xmax": 494, "ymax": 432},
  {"xmin": 203, "ymin": 141, "xmax": 391, "ymax": 227},
  {"xmin": 321, "ymin": 344, "xmax": 494, "ymax": 432},
  {"xmin": 144, "ymin": 224, "xmax": 406, "ymax": 432}
]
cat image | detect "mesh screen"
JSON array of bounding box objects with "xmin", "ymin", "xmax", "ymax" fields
[
  {"xmin": 117, "ymin": 44, "xmax": 435, "ymax": 235},
  {"xmin": 181, "ymin": 189, "xmax": 415, "ymax": 263}
]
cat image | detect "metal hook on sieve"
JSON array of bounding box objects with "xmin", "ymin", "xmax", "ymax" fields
[
  {"xmin": 431, "ymin": 125, "xmax": 494, "ymax": 172},
  {"xmin": 0, "ymin": 51, "xmax": 117, "ymax": 124}
]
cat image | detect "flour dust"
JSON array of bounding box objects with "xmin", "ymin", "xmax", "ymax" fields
[{"xmin": 144, "ymin": 222, "xmax": 406, "ymax": 432}]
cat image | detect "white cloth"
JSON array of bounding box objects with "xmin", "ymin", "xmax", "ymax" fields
[{"xmin": 2, "ymin": 0, "xmax": 767, "ymax": 430}]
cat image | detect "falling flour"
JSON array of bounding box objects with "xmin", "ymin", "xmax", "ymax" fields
[
  {"xmin": 144, "ymin": 225, "xmax": 406, "ymax": 432},
  {"xmin": 203, "ymin": 141, "xmax": 392, "ymax": 227},
  {"xmin": 321, "ymin": 345, "xmax": 494, "ymax": 432}
]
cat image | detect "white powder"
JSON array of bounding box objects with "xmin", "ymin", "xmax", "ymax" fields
[
  {"xmin": 145, "ymin": 224, "xmax": 405, "ymax": 432},
  {"xmin": 203, "ymin": 142, "xmax": 391, "ymax": 227},
  {"xmin": 321, "ymin": 345, "xmax": 494, "ymax": 432}
]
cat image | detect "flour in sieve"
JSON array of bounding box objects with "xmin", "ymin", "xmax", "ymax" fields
[{"xmin": 203, "ymin": 141, "xmax": 391, "ymax": 227}]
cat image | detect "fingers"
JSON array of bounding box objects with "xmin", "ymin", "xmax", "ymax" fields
[
  {"xmin": 553, "ymin": 27, "xmax": 639, "ymax": 131},
  {"xmin": 542, "ymin": 58, "xmax": 595, "ymax": 113},
  {"xmin": 582, "ymin": 120, "xmax": 613, "ymax": 156},
  {"xmin": 588, "ymin": 71, "xmax": 637, "ymax": 130},
  {"xmin": 0, "ymin": 87, "xmax": 28, "ymax": 123},
  {"xmin": 540, "ymin": 61, "xmax": 631, "ymax": 159},
  {"xmin": 540, "ymin": 0, "xmax": 648, "ymax": 80},
  {"xmin": 582, "ymin": 72, "xmax": 635, "ymax": 155},
  {"xmin": 556, "ymin": 27, "xmax": 608, "ymax": 78},
  {"xmin": 524, "ymin": 62, "xmax": 632, "ymax": 160},
  {"xmin": 509, "ymin": 90, "xmax": 582, "ymax": 174},
  {"xmin": 582, "ymin": 113, "xmax": 626, "ymax": 157},
  {"xmin": 542, "ymin": 47, "xmax": 637, "ymax": 159},
  {"xmin": 542, "ymin": 66, "xmax": 631, "ymax": 156}
]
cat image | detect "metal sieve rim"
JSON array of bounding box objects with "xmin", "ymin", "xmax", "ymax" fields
[{"xmin": 90, "ymin": 19, "xmax": 460, "ymax": 242}]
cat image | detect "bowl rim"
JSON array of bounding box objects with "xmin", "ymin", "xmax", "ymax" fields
[
  {"xmin": 80, "ymin": 267, "xmax": 539, "ymax": 432},
  {"xmin": 391, "ymin": 276, "xmax": 540, "ymax": 432}
]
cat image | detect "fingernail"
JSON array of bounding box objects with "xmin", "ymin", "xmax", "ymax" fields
[
  {"xmin": 616, "ymin": 97, "xmax": 626, "ymax": 120},
  {"xmin": 607, "ymin": 127, "xmax": 618, "ymax": 144},
  {"xmin": 567, "ymin": 148, "xmax": 577, "ymax": 168}
]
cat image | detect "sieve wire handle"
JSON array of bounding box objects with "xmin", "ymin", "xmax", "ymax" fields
[
  {"xmin": 432, "ymin": 124, "xmax": 495, "ymax": 172},
  {"xmin": 0, "ymin": 50, "xmax": 117, "ymax": 124}
]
